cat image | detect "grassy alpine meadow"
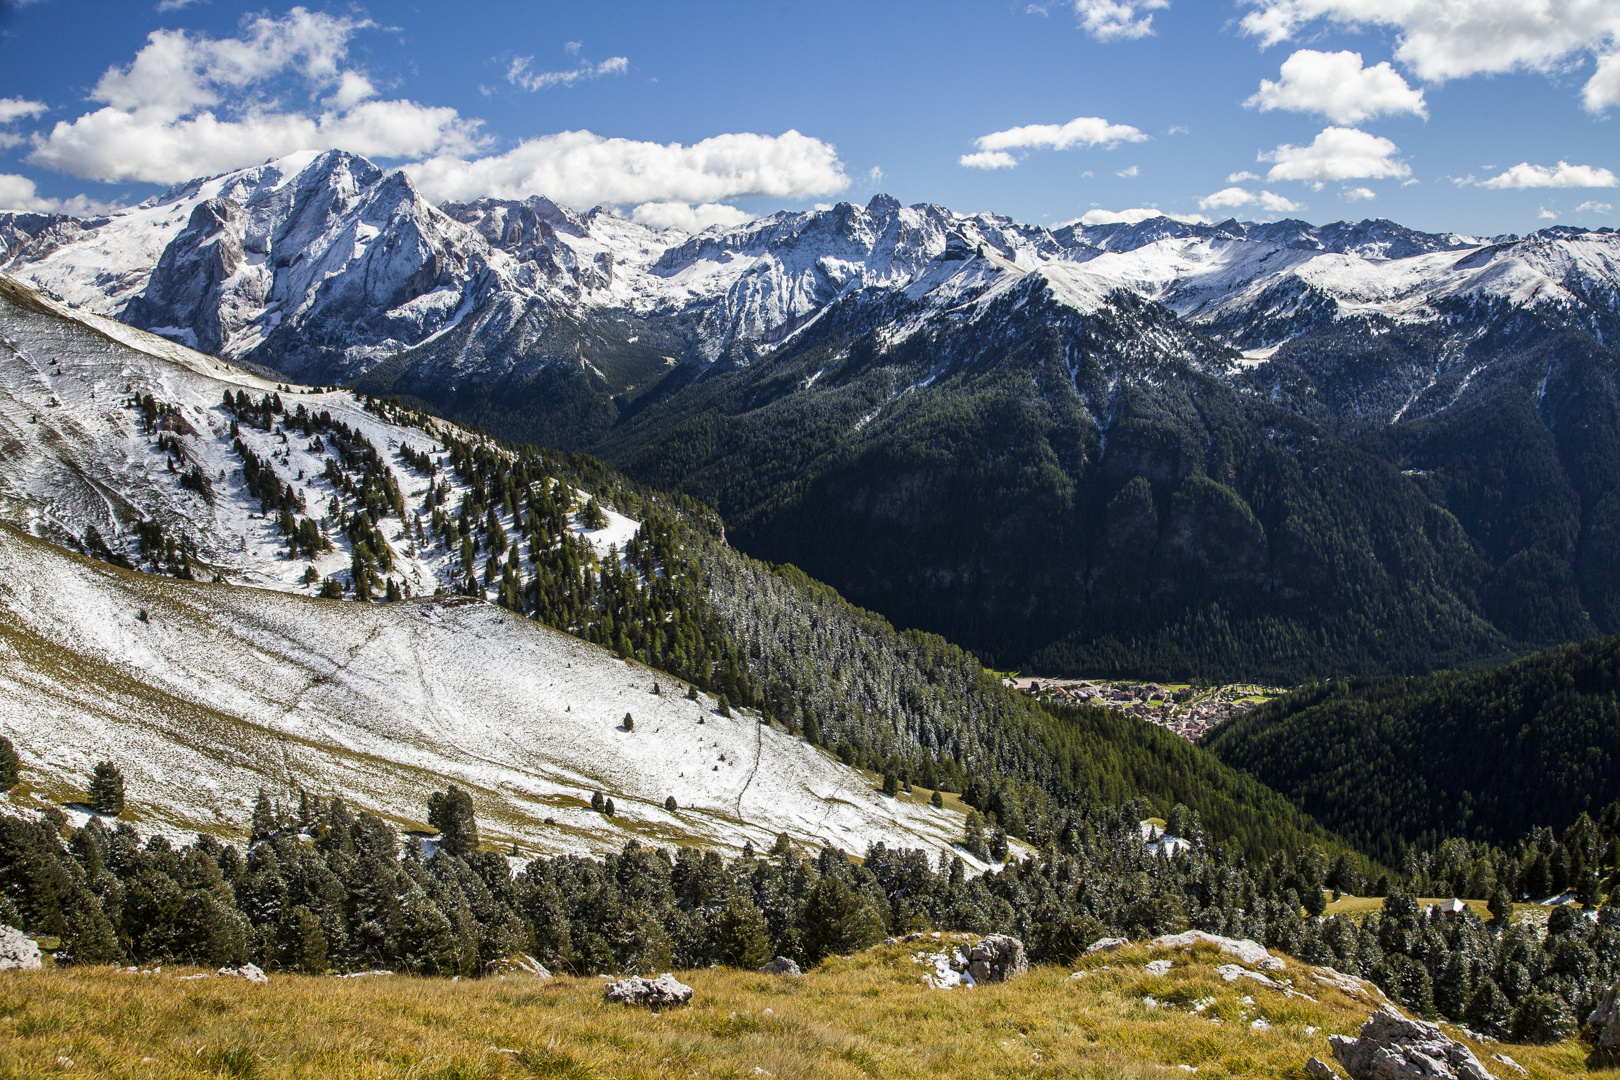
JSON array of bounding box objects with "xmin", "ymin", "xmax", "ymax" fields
[{"xmin": 0, "ymin": 939, "xmax": 1606, "ymax": 1080}]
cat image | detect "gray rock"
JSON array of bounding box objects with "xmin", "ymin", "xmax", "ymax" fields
[
  {"xmin": 0, "ymin": 926, "xmax": 40, "ymax": 971},
  {"xmin": 1153, "ymin": 930, "xmax": 1272, "ymax": 967},
  {"xmin": 216, "ymin": 963, "xmax": 267, "ymax": 984},
  {"xmin": 1330, "ymin": 1009, "xmax": 1497, "ymax": 1080},
  {"xmin": 604, "ymin": 972, "xmax": 694, "ymax": 1007},
  {"xmin": 1588, "ymin": 981, "xmax": 1620, "ymax": 1049},
  {"xmin": 1084, "ymin": 937, "xmax": 1129, "ymax": 954},
  {"xmin": 966, "ymin": 934, "xmax": 1028, "ymax": 984},
  {"xmin": 758, "ymin": 957, "xmax": 802, "ymax": 976},
  {"xmin": 1144, "ymin": 959, "xmax": 1173, "ymax": 977},
  {"xmin": 1306, "ymin": 1056, "xmax": 1341, "ymax": 1079}
]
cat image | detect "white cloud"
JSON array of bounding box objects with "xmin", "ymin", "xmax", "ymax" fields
[
  {"xmin": 27, "ymin": 8, "xmax": 482, "ymax": 184},
  {"xmin": 866, "ymin": 165, "xmax": 884, "ymax": 185},
  {"xmin": 404, "ymin": 129, "xmax": 849, "ymax": 208},
  {"xmin": 1578, "ymin": 200, "xmax": 1613, "ymax": 213},
  {"xmin": 630, "ymin": 201, "xmax": 754, "ymax": 232},
  {"xmin": 1343, "ymin": 186, "xmax": 1377, "ymax": 201},
  {"xmin": 1116, "ymin": 165, "xmax": 1139, "ymax": 177},
  {"xmin": 0, "ymin": 173, "xmax": 116, "ymax": 216},
  {"xmin": 156, "ymin": 0, "xmax": 205, "ymax": 10},
  {"xmin": 1260, "ymin": 126, "xmax": 1409, "ymax": 183},
  {"xmin": 1198, "ymin": 186, "xmax": 1303, "ymax": 212},
  {"xmin": 1246, "ymin": 49, "xmax": 1426, "ymax": 123},
  {"xmin": 1538, "ymin": 207, "xmax": 1559, "ymax": 220},
  {"xmin": 965, "ymin": 116, "xmax": 1147, "ymax": 169},
  {"xmin": 1587, "ymin": 53, "xmax": 1620, "ymax": 112},
  {"xmin": 1073, "ymin": 0, "xmax": 1169, "ymax": 41},
  {"xmin": 1227, "ymin": 170, "xmax": 1260, "ymax": 182},
  {"xmin": 507, "ymin": 55, "xmax": 629, "ymax": 92},
  {"xmin": 1167, "ymin": 124, "xmax": 1190, "ymax": 135},
  {"xmin": 0, "ymin": 98, "xmax": 47, "ymax": 124},
  {"xmin": 1481, "ymin": 161, "xmax": 1619, "ymax": 189},
  {"xmin": 564, "ymin": 41, "xmax": 584, "ymax": 55},
  {"xmin": 1238, "ymin": 0, "xmax": 1620, "ymax": 113},
  {"xmin": 960, "ymin": 151, "xmax": 1018, "ymax": 170},
  {"xmin": 1070, "ymin": 206, "xmax": 1211, "ymax": 225}
]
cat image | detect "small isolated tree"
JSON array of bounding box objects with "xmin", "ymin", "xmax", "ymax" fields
[
  {"xmin": 964, "ymin": 810, "xmax": 988, "ymax": 860},
  {"xmin": 717, "ymin": 695, "xmax": 732, "ymax": 719},
  {"xmin": 930, "ymin": 790, "xmax": 944, "ymax": 809},
  {"xmin": 881, "ymin": 771, "xmax": 899, "ymax": 797},
  {"xmin": 653, "ymin": 682, "xmax": 661, "ymax": 696},
  {"xmin": 603, "ymin": 797, "xmax": 615, "ymax": 817},
  {"xmin": 591, "ymin": 790, "xmax": 606, "ymax": 813},
  {"xmin": 427, "ymin": 785, "xmax": 478, "ymax": 856},
  {"xmin": 580, "ymin": 497, "xmax": 609, "ymax": 530},
  {"xmin": 664, "ymin": 795, "xmax": 677, "ymax": 812},
  {"xmin": 87, "ymin": 761, "xmax": 125, "ymax": 816},
  {"xmin": 0, "ymin": 734, "xmax": 19, "ymax": 792},
  {"xmin": 686, "ymin": 685, "xmax": 699, "ymax": 701},
  {"xmin": 989, "ymin": 827, "xmax": 1010, "ymax": 864},
  {"xmin": 623, "ymin": 712, "xmax": 634, "ymax": 732}
]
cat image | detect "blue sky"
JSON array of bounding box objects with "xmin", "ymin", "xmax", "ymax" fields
[{"xmin": 0, "ymin": 0, "xmax": 1616, "ymax": 235}]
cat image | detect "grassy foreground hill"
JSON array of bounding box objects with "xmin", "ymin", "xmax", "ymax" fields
[{"xmin": 0, "ymin": 938, "xmax": 1597, "ymax": 1080}]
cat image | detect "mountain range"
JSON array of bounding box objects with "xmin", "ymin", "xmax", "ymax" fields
[{"xmin": 7, "ymin": 148, "xmax": 1620, "ymax": 681}]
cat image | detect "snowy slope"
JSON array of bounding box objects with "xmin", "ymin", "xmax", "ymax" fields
[
  {"xmin": 0, "ymin": 273, "xmax": 631, "ymax": 594},
  {"xmin": 0, "ymin": 522, "xmax": 975, "ymax": 862}
]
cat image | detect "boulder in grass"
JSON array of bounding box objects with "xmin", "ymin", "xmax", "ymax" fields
[
  {"xmin": 217, "ymin": 963, "xmax": 268, "ymax": 984},
  {"xmin": 966, "ymin": 934, "xmax": 1028, "ymax": 984},
  {"xmin": 1084, "ymin": 937, "xmax": 1129, "ymax": 955},
  {"xmin": 1330, "ymin": 1009, "xmax": 1497, "ymax": 1080},
  {"xmin": 1588, "ymin": 981, "xmax": 1620, "ymax": 1049},
  {"xmin": 0, "ymin": 927, "xmax": 41, "ymax": 971},
  {"xmin": 605, "ymin": 973, "xmax": 693, "ymax": 1007},
  {"xmin": 1153, "ymin": 930, "xmax": 1271, "ymax": 967},
  {"xmin": 758, "ymin": 957, "xmax": 802, "ymax": 976}
]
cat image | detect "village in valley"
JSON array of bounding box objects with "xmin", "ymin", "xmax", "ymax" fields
[{"xmin": 1005, "ymin": 677, "xmax": 1287, "ymax": 741}]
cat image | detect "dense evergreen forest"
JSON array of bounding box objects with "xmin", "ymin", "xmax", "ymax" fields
[
  {"xmin": 2, "ymin": 778, "xmax": 1616, "ymax": 1048},
  {"xmin": 1202, "ymin": 633, "xmax": 1620, "ymax": 863}
]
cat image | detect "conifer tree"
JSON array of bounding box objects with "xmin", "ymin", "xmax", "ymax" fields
[
  {"xmin": 0, "ymin": 735, "xmax": 18, "ymax": 792},
  {"xmin": 664, "ymin": 796, "xmax": 677, "ymax": 812},
  {"xmin": 881, "ymin": 771, "xmax": 898, "ymax": 797},
  {"xmin": 930, "ymin": 790, "xmax": 944, "ymax": 809},
  {"xmin": 427, "ymin": 785, "xmax": 478, "ymax": 856},
  {"xmin": 623, "ymin": 712, "xmax": 634, "ymax": 732},
  {"xmin": 715, "ymin": 893, "xmax": 772, "ymax": 968},
  {"xmin": 964, "ymin": 810, "xmax": 988, "ymax": 860},
  {"xmin": 591, "ymin": 791, "xmax": 605, "ymax": 813},
  {"xmin": 603, "ymin": 798, "xmax": 615, "ymax": 817},
  {"xmin": 87, "ymin": 761, "xmax": 124, "ymax": 816}
]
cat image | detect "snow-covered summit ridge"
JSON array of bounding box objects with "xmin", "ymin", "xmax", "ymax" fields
[{"xmin": 4, "ymin": 149, "xmax": 1619, "ymax": 380}]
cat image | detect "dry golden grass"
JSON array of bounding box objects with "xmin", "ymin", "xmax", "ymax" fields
[{"xmin": 0, "ymin": 940, "xmax": 1606, "ymax": 1080}]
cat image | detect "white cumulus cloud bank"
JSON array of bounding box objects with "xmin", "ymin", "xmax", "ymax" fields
[
  {"xmin": 27, "ymin": 7, "xmax": 483, "ymax": 184},
  {"xmin": 630, "ymin": 201, "xmax": 754, "ymax": 232},
  {"xmin": 1246, "ymin": 50, "xmax": 1426, "ymax": 123},
  {"xmin": 507, "ymin": 55, "xmax": 628, "ymax": 92},
  {"xmin": 1068, "ymin": 206, "xmax": 1211, "ymax": 226},
  {"xmin": 1198, "ymin": 187, "xmax": 1303, "ymax": 212},
  {"xmin": 1239, "ymin": 0, "xmax": 1620, "ymax": 112},
  {"xmin": 962, "ymin": 116, "xmax": 1147, "ymax": 169},
  {"xmin": 1481, "ymin": 161, "xmax": 1619, "ymax": 189},
  {"xmin": 1073, "ymin": 0, "xmax": 1169, "ymax": 40},
  {"xmin": 0, "ymin": 173, "xmax": 116, "ymax": 216},
  {"xmin": 1577, "ymin": 201, "xmax": 1613, "ymax": 214},
  {"xmin": 1260, "ymin": 126, "xmax": 1409, "ymax": 183},
  {"xmin": 404, "ymin": 129, "xmax": 849, "ymax": 208}
]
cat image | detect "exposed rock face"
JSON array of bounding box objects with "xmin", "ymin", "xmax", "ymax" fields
[
  {"xmin": 0, "ymin": 926, "xmax": 41, "ymax": 970},
  {"xmin": 604, "ymin": 973, "xmax": 693, "ymax": 1007},
  {"xmin": 1588, "ymin": 981, "xmax": 1620, "ymax": 1049},
  {"xmin": 966, "ymin": 934, "xmax": 1028, "ymax": 984},
  {"xmin": 1153, "ymin": 930, "xmax": 1272, "ymax": 967},
  {"xmin": 758, "ymin": 957, "xmax": 802, "ymax": 976},
  {"xmin": 1329, "ymin": 1010, "xmax": 1497, "ymax": 1080},
  {"xmin": 1084, "ymin": 937, "xmax": 1129, "ymax": 954}
]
